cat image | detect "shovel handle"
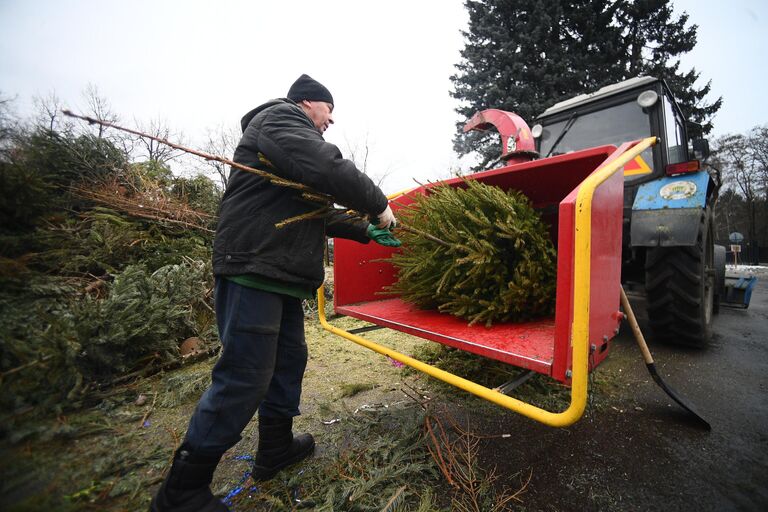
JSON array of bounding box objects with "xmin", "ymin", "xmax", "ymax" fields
[
  {"xmin": 620, "ymin": 287, "xmax": 654, "ymax": 365},
  {"xmin": 619, "ymin": 287, "xmax": 711, "ymax": 430}
]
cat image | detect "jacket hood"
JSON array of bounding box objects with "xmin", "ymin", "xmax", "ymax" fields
[{"xmin": 240, "ymin": 98, "xmax": 294, "ymax": 132}]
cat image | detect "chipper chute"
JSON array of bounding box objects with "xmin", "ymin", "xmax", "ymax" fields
[{"xmin": 319, "ymin": 136, "xmax": 657, "ymax": 427}]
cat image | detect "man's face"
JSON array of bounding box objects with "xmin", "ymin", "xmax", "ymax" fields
[{"xmin": 303, "ymin": 100, "xmax": 334, "ymax": 134}]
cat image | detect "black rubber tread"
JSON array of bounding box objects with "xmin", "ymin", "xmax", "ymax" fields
[
  {"xmin": 645, "ymin": 212, "xmax": 713, "ymax": 347},
  {"xmin": 713, "ymin": 244, "xmax": 726, "ymax": 314}
]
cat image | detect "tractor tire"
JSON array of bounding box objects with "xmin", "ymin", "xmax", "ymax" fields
[
  {"xmin": 644, "ymin": 212, "xmax": 715, "ymax": 347},
  {"xmin": 713, "ymin": 244, "xmax": 726, "ymax": 315}
]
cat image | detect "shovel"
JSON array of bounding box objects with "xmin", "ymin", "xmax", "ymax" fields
[{"xmin": 620, "ymin": 287, "xmax": 711, "ymax": 430}]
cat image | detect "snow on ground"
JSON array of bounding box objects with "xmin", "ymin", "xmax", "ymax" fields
[{"xmin": 726, "ymin": 264, "xmax": 768, "ymax": 276}]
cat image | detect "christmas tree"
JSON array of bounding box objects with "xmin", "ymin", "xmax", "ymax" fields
[{"xmin": 389, "ymin": 179, "xmax": 557, "ymax": 326}]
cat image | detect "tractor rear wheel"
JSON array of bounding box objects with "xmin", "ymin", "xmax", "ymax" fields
[
  {"xmin": 713, "ymin": 244, "xmax": 726, "ymax": 314},
  {"xmin": 645, "ymin": 212, "xmax": 714, "ymax": 347}
]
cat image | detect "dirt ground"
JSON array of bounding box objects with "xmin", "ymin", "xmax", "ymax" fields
[{"xmin": 2, "ymin": 269, "xmax": 766, "ymax": 511}]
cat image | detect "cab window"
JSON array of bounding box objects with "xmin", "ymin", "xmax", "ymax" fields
[
  {"xmin": 537, "ymin": 99, "xmax": 655, "ymax": 179},
  {"xmin": 663, "ymin": 96, "xmax": 687, "ymax": 164}
]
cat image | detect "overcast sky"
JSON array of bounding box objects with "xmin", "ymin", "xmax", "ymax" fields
[{"xmin": 1, "ymin": 0, "xmax": 766, "ymax": 194}]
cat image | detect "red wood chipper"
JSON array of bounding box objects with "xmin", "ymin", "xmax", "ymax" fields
[{"xmin": 317, "ymin": 110, "xmax": 658, "ymax": 427}]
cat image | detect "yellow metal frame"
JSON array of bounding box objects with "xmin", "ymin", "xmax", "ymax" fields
[{"xmin": 318, "ymin": 137, "xmax": 657, "ymax": 427}]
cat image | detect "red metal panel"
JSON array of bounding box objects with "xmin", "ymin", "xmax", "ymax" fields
[
  {"xmin": 587, "ymin": 147, "xmax": 629, "ymax": 367},
  {"xmin": 551, "ymin": 196, "xmax": 576, "ymax": 382},
  {"xmin": 337, "ymin": 299, "xmax": 555, "ymax": 375},
  {"xmin": 333, "ymin": 238, "xmax": 398, "ymax": 308},
  {"xmin": 441, "ymin": 148, "xmax": 615, "ymax": 208},
  {"xmin": 555, "ymin": 144, "xmax": 631, "ymax": 381}
]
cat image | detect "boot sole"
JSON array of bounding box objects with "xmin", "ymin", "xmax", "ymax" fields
[{"xmin": 251, "ymin": 439, "xmax": 316, "ymax": 482}]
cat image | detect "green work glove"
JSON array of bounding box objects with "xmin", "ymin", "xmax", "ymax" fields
[{"xmin": 366, "ymin": 224, "xmax": 402, "ymax": 247}]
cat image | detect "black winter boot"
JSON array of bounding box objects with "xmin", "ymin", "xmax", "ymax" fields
[
  {"xmin": 149, "ymin": 444, "xmax": 229, "ymax": 512},
  {"xmin": 251, "ymin": 416, "xmax": 315, "ymax": 481}
]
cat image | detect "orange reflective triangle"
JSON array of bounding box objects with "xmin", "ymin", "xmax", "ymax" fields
[{"xmin": 623, "ymin": 155, "xmax": 652, "ymax": 176}]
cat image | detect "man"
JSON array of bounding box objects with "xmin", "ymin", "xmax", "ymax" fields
[{"xmin": 151, "ymin": 74, "xmax": 399, "ymax": 512}]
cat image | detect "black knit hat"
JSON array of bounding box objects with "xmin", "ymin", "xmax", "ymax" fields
[{"xmin": 287, "ymin": 74, "xmax": 334, "ymax": 106}]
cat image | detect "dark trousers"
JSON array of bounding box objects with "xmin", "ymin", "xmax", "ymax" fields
[{"xmin": 184, "ymin": 278, "xmax": 308, "ymax": 455}]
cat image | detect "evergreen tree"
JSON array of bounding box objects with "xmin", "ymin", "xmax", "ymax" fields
[
  {"xmin": 614, "ymin": 0, "xmax": 721, "ymax": 137},
  {"xmin": 452, "ymin": 0, "xmax": 721, "ymax": 167},
  {"xmin": 389, "ymin": 179, "xmax": 557, "ymax": 326}
]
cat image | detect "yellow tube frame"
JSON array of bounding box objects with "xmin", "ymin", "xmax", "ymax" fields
[{"xmin": 318, "ymin": 137, "xmax": 657, "ymax": 427}]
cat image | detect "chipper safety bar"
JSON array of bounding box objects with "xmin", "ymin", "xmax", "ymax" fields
[{"xmin": 318, "ymin": 137, "xmax": 657, "ymax": 427}]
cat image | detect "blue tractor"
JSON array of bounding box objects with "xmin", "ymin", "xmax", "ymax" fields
[{"xmin": 531, "ymin": 76, "xmax": 724, "ymax": 347}]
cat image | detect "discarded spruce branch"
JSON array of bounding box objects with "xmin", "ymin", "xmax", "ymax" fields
[
  {"xmin": 72, "ymin": 183, "xmax": 215, "ymax": 233},
  {"xmin": 62, "ymin": 110, "xmax": 326, "ymax": 199},
  {"xmin": 61, "ymin": 110, "xmax": 371, "ymax": 229}
]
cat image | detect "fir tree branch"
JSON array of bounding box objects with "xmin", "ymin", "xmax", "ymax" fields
[
  {"xmin": 61, "ymin": 110, "xmax": 333, "ymax": 201},
  {"xmin": 399, "ymin": 225, "xmax": 451, "ymax": 248},
  {"xmin": 273, "ymin": 206, "xmax": 333, "ymax": 229}
]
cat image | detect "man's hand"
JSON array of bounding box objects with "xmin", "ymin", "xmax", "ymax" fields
[
  {"xmin": 367, "ymin": 224, "xmax": 401, "ymax": 247},
  {"xmin": 376, "ymin": 205, "xmax": 397, "ymax": 229}
]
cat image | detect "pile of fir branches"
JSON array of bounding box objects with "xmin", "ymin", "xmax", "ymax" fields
[
  {"xmin": 388, "ymin": 179, "xmax": 557, "ymax": 326},
  {"xmin": 0, "ymin": 259, "xmax": 216, "ymax": 416},
  {"xmin": 0, "ymin": 124, "xmax": 222, "ymax": 418}
]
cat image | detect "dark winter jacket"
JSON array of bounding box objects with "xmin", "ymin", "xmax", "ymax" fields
[{"xmin": 212, "ymin": 99, "xmax": 388, "ymax": 289}]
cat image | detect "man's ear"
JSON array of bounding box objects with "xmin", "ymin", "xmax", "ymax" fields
[{"xmin": 296, "ymin": 100, "xmax": 310, "ymax": 114}]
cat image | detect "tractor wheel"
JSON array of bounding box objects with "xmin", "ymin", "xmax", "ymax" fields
[
  {"xmin": 713, "ymin": 244, "xmax": 726, "ymax": 315},
  {"xmin": 645, "ymin": 212, "xmax": 715, "ymax": 347}
]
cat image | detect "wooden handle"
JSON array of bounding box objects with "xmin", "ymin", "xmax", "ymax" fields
[{"xmin": 620, "ymin": 286, "xmax": 654, "ymax": 365}]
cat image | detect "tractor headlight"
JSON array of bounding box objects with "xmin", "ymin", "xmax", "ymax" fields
[{"xmin": 637, "ymin": 90, "xmax": 659, "ymax": 108}]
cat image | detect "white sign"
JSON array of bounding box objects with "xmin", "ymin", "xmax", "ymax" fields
[{"xmin": 659, "ymin": 180, "xmax": 697, "ymax": 200}]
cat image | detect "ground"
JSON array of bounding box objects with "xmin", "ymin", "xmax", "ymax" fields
[
  {"xmin": 466, "ymin": 265, "xmax": 768, "ymax": 511},
  {"xmin": 1, "ymin": 267, "xmax": 766, "ymax": 511}
]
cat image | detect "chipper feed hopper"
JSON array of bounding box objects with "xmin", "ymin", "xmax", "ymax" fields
[{"xmin": 319, "ymin": 116, "xmax": 656, "ymax": 427}]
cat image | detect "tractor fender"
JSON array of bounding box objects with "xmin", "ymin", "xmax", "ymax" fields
[{"xmin": 630, "ymin": 171, "xmax": 713, "ymax": 247}]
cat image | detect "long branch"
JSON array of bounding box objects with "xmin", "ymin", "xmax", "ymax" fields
[
  {"xmin": 62, "ymin": 110, "xmax": 445, "ymax": 244},
  {"xmin": 61, "ymin": 110, "xmax": 332, "ymax": 201}
]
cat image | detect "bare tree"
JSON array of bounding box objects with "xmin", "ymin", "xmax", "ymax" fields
[
  {"xmin": 81, "ymin": 84, "xmax": 119, "ymax": 138},
  {"xmin": 199, "ymin": 123, "xmax": 240, "ymax": 189},
  {"xmin": 32, "ymin": 91, "xmax": 73, "ymax": 133},
  {"xmin": 0, "ymin": 92, "xmax": 18, "ymax": 160},
  {"xmin": 747, "ymin": 125, "xmax": 768, "ymax": 199},
  {"xmin": 133, "ymin": 117, "xmax": 185, "ymax": 164},
  {"xmin": 79, "ymin": 83, "xmax": 139, "ymax": 158},
  {"xmin": 712, "ymin": 127, "xmax": 768, "ymax": 262},
  {"xmin": 344, "ymin": 132, "xmax": 392, "ymax": 188}
]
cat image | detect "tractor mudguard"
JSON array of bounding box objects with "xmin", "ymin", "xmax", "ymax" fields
[
  {"xmin": 631, "ymin": 208, "xmax": 704, "ymax": 246},
  {"xmin": 630, "ymin": 171, "xmax": 711, "ymax": 247}
]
